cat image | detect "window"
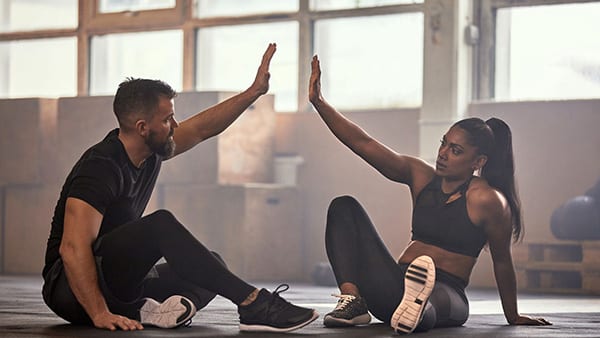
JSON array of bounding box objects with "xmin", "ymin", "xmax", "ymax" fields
[
  {"xmin": 195, "ymin": 0, "xmax": 297, "ymax": 18},
  {"xmin": 0, "ymin": 37, "xmax": 77, "ymax": 98},
  {"xmin": 98, "ymin": 0, "xmax": 175, "ymax": 13},
  {"xmin": 314, "ymin": 13, "xmax": 423, "ymax": 109},
  {"xmin": 0, "ymin": 0, "xmax": 426, "ymax": 110},
  {"xmin": 196, "ymin": 22, "xmax": 298, "ymax": 112},
  {"xmin": 0, "ymin": 0, "xmax": 77, "ymax": 32},
  {"xmin": 494, "ymin": 2, "xmax": 600, "ymax": 101},
  {"xmin": 310, "ymin": 0, "xmax": 422, "ymax": 11},
  {"xmin": 90, "ymin": 30, "xmax": 183, "ymax": 95}
]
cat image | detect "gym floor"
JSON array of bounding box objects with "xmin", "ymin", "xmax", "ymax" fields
[{"xmin": 0, "ymin": 275, "xmax": 598, "ymax": 338}]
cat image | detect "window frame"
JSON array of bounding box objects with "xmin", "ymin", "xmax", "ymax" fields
[
  {"xmin": 474, "ymin": 0, "xmax": 600, "ymax": 100},
  {"xmin": 0, "ymin": 0, "xmax": 423, "ymax": 111}
]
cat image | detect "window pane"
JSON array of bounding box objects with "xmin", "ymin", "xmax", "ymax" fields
[
  {"xmin": 196, "ymin": 0, "xmax": 297, "ymax": 18},
  {"xmin": 0, "ymin": 0, "xmax": 77, "ymax": 32},
  {"xmin": 310, "ymin": 0, "xmax": 422, "ymax": 11},
  {"xmin": 197, "ymin": 22, "xmax": 298, "ymax": 112},
  {"xmin": 98, "ymin": 0, "xmax": 175, "ymax": 13},
  {"xmin": 90, "ymin": 30, "xmax": 183, "ymax": 95},
  {"xmin": 314, "ymin": 13, "xmax": 423, "ymax": 109},
  {"xmin": 0, "ymin": 37, "xmax": 77, "ymax": 98},
  {"xmin": 495, "ymin": 3, "xmax": 600, "ymax": 100}
]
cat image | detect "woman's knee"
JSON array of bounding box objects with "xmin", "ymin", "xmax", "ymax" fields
[
  {"xmin": 326, "ymin": 196, "xmax": 362, "ymax": 237},
  {"xmin": 328, "ymin": 195, "xmax": 360, "ymax": 215}
]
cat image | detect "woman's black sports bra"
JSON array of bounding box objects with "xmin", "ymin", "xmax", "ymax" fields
[{"xmin": 411, "ymin": 175, "xmax": 487, "ymax": 257}]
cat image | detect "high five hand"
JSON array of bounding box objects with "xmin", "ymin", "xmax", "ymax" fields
[
  {"xmin": 309, "ymin": 55, "xmax": 323, "ymax": 105},
  {"xmin": 250, "ymin": 43, "xmax": 277, "ymax": 96}
]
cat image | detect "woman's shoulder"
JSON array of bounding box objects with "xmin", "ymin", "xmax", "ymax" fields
[{"xmin": 467, "ymin": 177, "xmax": 509, "ymax": 215}]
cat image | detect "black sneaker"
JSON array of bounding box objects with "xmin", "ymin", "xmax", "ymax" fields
[
  {"xmin": 323, "ymin": 294, "xmax": 371, "ymax": 327},
  {"xmin": 238, "ymin": 284, "xmax": 319, "ymax": 332},
  {"xmin": 138, "ymin": 295, "xmax": 197, "ymax": 329},
  {"xmin": 391, "ymin": 255, "xmax": 436, "ymax": 334}
]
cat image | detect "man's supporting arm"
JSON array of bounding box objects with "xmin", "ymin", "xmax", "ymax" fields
[{"xmin": 60, "ymin": 197, "xmax": 143, "ymax": 331}]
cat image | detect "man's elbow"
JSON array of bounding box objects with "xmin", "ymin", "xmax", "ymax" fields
[{"xmin": 59, "ymin": 241, "xmax": 81, "ymax": 263}]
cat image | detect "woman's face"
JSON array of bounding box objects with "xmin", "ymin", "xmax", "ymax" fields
[{"xmin": 435, "ymin": 126, "xmax": 485, "ymax": 179}]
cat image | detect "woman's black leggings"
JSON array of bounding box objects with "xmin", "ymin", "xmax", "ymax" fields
[
  {"xmin": 43, "ymin": 209, "xmax": 255, "ymax": 324},
  {"xmin": 325, "ymin": 196, "xmax": 470, "ymax": 331}
]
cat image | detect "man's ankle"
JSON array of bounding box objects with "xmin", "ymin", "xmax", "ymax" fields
[{"xmin": 239, "ymin": 288, "xmax": 260, "ymax": 307}]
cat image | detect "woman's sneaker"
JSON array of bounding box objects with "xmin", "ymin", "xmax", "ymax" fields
[
  {"xmin": 139, "ymin": 295, "xmax": 196, "ymax": 328},
  {"xmin": 238, "ymin": 284, "xmax": 318, "ymax": 333},
  {"xmin": 391, "ymin": 255, "xmax": 436, "ymax": 334},
  {"xmin": 323, "ymin": 294, "xmax": 371, "ymax": 327}
]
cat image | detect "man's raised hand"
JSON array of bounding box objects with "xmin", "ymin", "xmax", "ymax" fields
[{"xmin": 250, "ymin": 43, "xmax": 277, "ymax": 96}]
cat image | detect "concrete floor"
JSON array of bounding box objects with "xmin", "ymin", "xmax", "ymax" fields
[{"xmin": 0, "ymin": 275, "xmax": 598, "ymax": 338}]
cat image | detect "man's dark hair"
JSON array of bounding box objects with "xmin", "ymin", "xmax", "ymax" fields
[{"xmin": 113, "ymin": 78, "xmax": 177, "ymax": 131}]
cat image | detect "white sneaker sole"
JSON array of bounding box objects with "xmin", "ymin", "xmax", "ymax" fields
[
  {"xmin": 239, "ymin": 310, "xmax": 319, "ymax": 333},
  {"xmin": 139, "ymin": 295, "xmax": 196, "ymax": 329},
  {"xmin": 323, "ymin": 312, "xmax": 371, "ymax": 327},
  {"xmin": 391, "ymin": 255, "xmax": 435, "ymax": 334}
]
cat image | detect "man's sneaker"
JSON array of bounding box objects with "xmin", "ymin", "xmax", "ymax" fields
[
  {"xmin": 323, "ymin": 294, "xmax": 371, "ymax": 327},
  {"xmin": 139, "ymin": 295, "xmax": 197, "ymax": 329},
  {"xmin": 238, "ymin": 284, "xmax": 319, "ymax": 333},
  {"xmin": 391, "ymin": 255, "xmax": 435, "ymax": 334}
]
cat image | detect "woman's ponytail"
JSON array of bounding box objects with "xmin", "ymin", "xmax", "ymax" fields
[
  {"xmin": 482, "ymin": 118, "xmax": 523, "ymax": 242},
  {"xmin": 454, "ymin": 117, "xmax": 523, "ymax": 242}
]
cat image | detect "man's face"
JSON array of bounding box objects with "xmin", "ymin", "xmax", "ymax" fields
[{"xmin": 144, "ymin": 96, "xmax": 178, "ymax": 157}]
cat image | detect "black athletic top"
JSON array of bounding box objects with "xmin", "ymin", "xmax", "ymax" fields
[
  {"xmin": 43, "ymin": 129, "xmax": 162, "ymax": 277},
  {"xmin": 411, "ymin": 175, "xmax": 487, "ymax": 257}
]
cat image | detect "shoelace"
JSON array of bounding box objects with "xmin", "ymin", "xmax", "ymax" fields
[
  {"xmin": 331, "ymin": 294, "xmax": 356, "ymax": 311},
  {"xmin": 266, "ymin": 284, "xmax": 292, "ymax": 314}
]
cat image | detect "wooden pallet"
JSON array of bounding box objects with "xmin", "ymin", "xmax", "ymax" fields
[{"xmin": 513, "ymin": 241, "xmax": 600, "ymax": 294}]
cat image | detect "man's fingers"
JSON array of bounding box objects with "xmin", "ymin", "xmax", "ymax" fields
[{"xmin": 117, "ymin": 318, "xmax": 142, "ymax": 331}]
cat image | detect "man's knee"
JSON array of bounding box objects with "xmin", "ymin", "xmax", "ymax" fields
[
  {"xmin": 211, "ymin": 251, "xmax": 227, "ymax": 268},
  {"xmin": 148, "ymin": 209, "xmax": 177, "ymax": 222},
  {"xmin": 145, "ymin": 209, "xmax": 189, "ymax": 234}
]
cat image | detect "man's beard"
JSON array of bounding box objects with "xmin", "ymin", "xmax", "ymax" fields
[{"xmin": 146, "ymin": 130, "xmax": 175, "ymax": 157}]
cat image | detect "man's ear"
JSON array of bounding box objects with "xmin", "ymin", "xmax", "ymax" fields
[
  {"xmin": 135, "ymin": 119, "xmax": 148, "ymax": 137},
  {"xmin": 472, "ymin": 154, "xmax": 488, "ymax": 171}
]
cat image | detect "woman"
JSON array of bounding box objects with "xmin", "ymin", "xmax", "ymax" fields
[{"xmin": 308, "ymin": 55, "xmax": 551, "ymax": 334}]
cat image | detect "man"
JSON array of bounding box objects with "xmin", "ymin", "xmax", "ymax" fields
[{"xmin": 42, "ymin": 43, "xmax": 318, "ymax": 332}]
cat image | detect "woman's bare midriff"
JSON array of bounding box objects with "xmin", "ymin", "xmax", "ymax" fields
[{"xmin": 398, "ymin": 240, "xmax": 477, "ymax": 283}]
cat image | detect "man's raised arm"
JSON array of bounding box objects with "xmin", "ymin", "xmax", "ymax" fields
[{"xmin": 171, "ymin": 43, "xmax": 276, "ymax": 157}]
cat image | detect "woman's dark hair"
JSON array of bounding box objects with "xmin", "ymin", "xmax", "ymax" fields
[
  {"xmin": 113, "ymin": 77, "xmax": 177, "ymax": 131},
  {"xmin": 453, "ymin": 117, "xmax": 523, "ymax": 242}
]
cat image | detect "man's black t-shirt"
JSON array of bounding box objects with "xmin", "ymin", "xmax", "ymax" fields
[{"xmin": 43, "ymin": 129, "xmax": 162, "ymax": 277}]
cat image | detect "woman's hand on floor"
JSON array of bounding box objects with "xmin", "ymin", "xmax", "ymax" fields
[{"xmin": 511, "ymin": 314, "xmax": 552, "ymax": 326}]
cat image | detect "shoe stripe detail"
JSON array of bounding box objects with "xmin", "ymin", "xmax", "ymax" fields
[
  {"xmin": 410, "ymin": 264, "xmax": 428, "ymax": 273},
  {"xmin": 405, "ymin": 274, "xmax": 426, "ymax": 284},
  {"xmin": 406, "ymin": 269, "xmax": 428, "ymax": 279},
  {"xmin": 396, "ymin": 322, "xmax": 413, "ymax": 331},
  {"xmin": 390, "ymin": 256, "xmax": 436, "ymax": 335},
  {"xmin": 175, "ymin": 298, "xmax": 193, "ymax": 324}
]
